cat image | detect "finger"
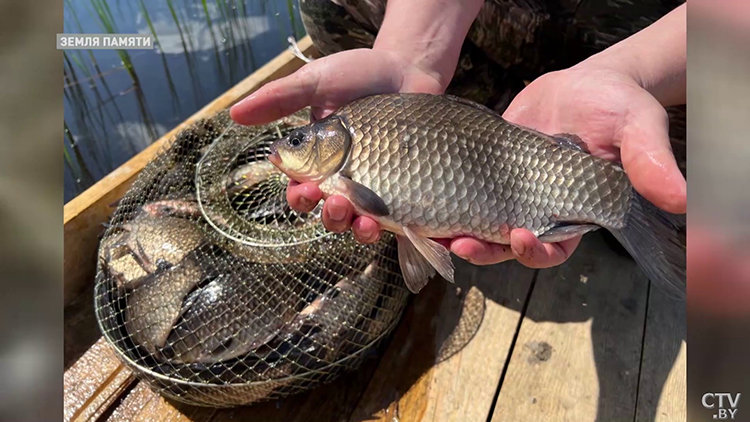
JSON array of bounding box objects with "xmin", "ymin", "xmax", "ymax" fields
[
  {"xmin": 230, "ymin": 66, "xmax": 320, "ymax": 126},
  {"xmin": 230, "ymin": 50, "xmax": 402, "ymax": 126},
  {"xmin": 450, "ymin": 237, "xmax": 515, "ymax": 266},
  {"xmin": 620, "ymin": 97, "xmax": 687, "ymax": 214},
  {"xmin": 510, "ymin": 229, "xmax": 581, "ymax": 269},
  {"xmin": 322, "ymin": 195, "xmax": 355, "ymax": 233},
  {"xmin": 286, "ymin": 182, "xmax": 322, "ymax": 213},
  {"xmin": 351, "ymin": 216, "xmax": 382, "ymax": 244}
]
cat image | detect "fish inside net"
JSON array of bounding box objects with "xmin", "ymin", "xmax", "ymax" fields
[{"xmin": 94, "ymin": 109, "xmax": 411, "ymax": 407}]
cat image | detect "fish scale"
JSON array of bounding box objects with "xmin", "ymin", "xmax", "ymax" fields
[
  {"xmin": 335, "ymin": 94, "xmax": 632, "ymax": 241},
  {"xmin": 271, "ymin": 93, "xmax": 685, "ymax": 299}
]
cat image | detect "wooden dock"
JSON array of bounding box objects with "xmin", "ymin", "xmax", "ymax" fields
[{"xmin": 63, "ymin": 36, "xmax": 686, "ymax": 422}]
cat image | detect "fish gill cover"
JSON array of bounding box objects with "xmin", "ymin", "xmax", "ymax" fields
[{"xmin": 93, "ymin": 108, "xmax": 410, "ymax": 408}]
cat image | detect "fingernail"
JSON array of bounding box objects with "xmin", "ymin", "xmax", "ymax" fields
[
  {"xmin": 512, "ymin": 243, "xmax": 526, "ymax": 257},
  {"xmin": 328, "ymin": 203, "xmax": 346, "ymax": 222}
]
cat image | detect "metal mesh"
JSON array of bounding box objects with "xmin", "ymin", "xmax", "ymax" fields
[{"xmin": 94, "ymin": 108, "xmax": 411, "ymax": 408}]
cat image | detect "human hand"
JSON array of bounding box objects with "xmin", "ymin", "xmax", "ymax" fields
[
  {"xmin": 230, "ymin": 48, "xmax": 446, "ymax": 244},
  {"xmin": 449, "ymin": 63, "xmax": 686, "ymax": 268},
  {"xmin": 452, "ymin": 4, "xmax": 686, "ymax": 267}
]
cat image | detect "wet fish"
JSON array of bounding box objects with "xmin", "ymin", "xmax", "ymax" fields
[
  {"xmin": 269, "ymin": 93, "xmax": 686, "ymax": 298},
  {"xmin": 120, "ymin": 213, "xmax": 206, "ymax": 276},
  {"xmin": 124, "ymin": 257, "xmax": 205, "ymax": 354},
  {"xmin": 162, "ymin": 266, "xmax": 298, "ymax": 364},
  {"xmin": 108, "ymin": 253, "xmax": 149, "ymax": 284},
  {"xmin": 225, "ymin": 160, "xmax": 287, "ymax": 197},
  {"xmin": 288, "ymin": 261, "xmax": 381, "ymax": 361},
  {"xmin": 141, "ymin": 195, "xmax": 317, "ymax": 265},
  {"xmin": 141, "ymin": 195, "xmax": 202, "ymax": 219}
]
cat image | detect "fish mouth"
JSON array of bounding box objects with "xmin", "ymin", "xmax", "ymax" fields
[{"xmin": 267, "ymin": 144, "xmax": 282, "ymax": 167}]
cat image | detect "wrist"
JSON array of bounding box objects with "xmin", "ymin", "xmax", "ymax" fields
[
  {"xmin": 372, "ymin": 0, "xmax": 484, "ymax": 92},
  {"xmin": 574, "ymin": 4, "xmax": 686, "ymax": 107}
]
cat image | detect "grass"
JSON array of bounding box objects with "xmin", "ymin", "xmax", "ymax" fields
[
  {"xmin": 201, "ymin": 0, "xmax": 229, "ymax": 86},
  {"xmin": 138, "ymin": 0, "xmax": 182, "ymax": 115},
  {"xmin": 63, "ymin": 0, "xmax": 307, "ymax": 199},
  {"xmin": 167, "ymin": 0, "xmax": 205, "ymax": 107},
  {"xmin": 89, "ymin": 0, "xmax": 158, "ymax": 141}
]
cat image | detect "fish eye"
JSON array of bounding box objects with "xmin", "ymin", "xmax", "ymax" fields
[{"xmin": 288, "ymin": 131, "xmax": 304, "ymax": 147}]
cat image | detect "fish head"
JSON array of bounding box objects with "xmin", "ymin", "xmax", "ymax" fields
[{"xmin": 269, "ymin": 116, "xmax": 350, "ymax": 184}]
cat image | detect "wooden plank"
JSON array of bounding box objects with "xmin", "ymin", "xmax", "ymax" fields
[
  {"xmin": 635, "ymin": 287, "xmax": 686, "ymax": 422},
  {"xmin": 63, "ymin": 337, "xmax": 136, "ymax": 422},
  {"xmin": 105, "ymin": 383, "xmax": 216, "ymax": 422},
  {"xmin": 62, "ymin": 36, "xmax": 318, "ymax": 305},
  {"xmin": 349, "ymin": 259, "xmax": 537, "ymax": 422},
  {"xmin": 491, "ymin": 232, "xmax": 649, "ymax": 422},
  {"xmin": 64, "ymin": 284, "xmax": 101, "ymax": 369}
]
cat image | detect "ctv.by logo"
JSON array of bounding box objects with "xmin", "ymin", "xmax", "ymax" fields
[{"xmin": 702, "ymin": 393, "xmax": 741, "ymax": 420}]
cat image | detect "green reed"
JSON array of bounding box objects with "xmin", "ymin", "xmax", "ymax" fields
[
  {"xmin": 64, "ymin": 52, "xmax": 108, "ymax": 174},
  {"xmin": 138, "ymin": 0, "xmax": 182, "ymax": 115},
  {"xmin": 286, "ymin": 0, "xmax": 303, "ymax": 40},
  {"xmin": 65, "ymin": 0, "xmax": 126, "ymax": 123},
  {"xmin": 89, "ymin": 0, "xmax": 158, "ymax": 143},
  {"xmin": 68, "ymin": 51, "xmax": 118, "ymax": 167},
  {"xmin": 200, "ymin": 0, "xmax": 229, "ymax": 86},
  {"xmin": 237, "ymin": 0, "xmax": 257, "ymax": 71},
  {"xmin": 216, "ymin": 0, "xmax": 240, "ymax": 84},
  {"xmin": 64, "ymin": 120, "xmax": 95, "ymax": 189},
  {"xmin": 167, "ymin": 0, "xmax": 205, "ymax": 107}
]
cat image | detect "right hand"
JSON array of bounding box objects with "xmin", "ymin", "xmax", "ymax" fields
[{"xmin": 230, "ymin": 48, "xmax": 446, "ymax": 244}]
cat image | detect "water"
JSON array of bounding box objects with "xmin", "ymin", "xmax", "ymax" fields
[{"xmin": 63, "ymin": 0, "xmax": 307, "ymax": 203}]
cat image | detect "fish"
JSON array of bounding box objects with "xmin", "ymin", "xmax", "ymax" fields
[
  {"xmin": 268, "ymin": 93, "xmax": 686, "ymax": 298},
  {"xmin": 141, "ymin": 195, "xmax": 203, "ymax": 219},
  {"xmin": 161, "ymin": 265, "xmax": 299, "ymax": 364},
  {"xmin": 119, "ymin": 213, "xmax": 207, "ymax": 277},
  {"xmin": 225, "ymin": 159, "xmax": 288, "ymax": 197},
  {"xmin": 287, "ymin": 261, "xmax": 382, "ymax": 361},
  {"xmin": 124, "ymin": 257, "xmax": 205, "ymax": 354},
  {"xmin": 140, "ymin": 195, "xmax": 319, "ymax": 265},
  {"xmin": 108, "ymin": 253, "xmax": 149, "ymax": 285}
]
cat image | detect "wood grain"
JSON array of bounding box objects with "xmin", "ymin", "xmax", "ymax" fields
[
  {"xmin": 349, "ymin": 259, "xmax": 537, "ymax": 422},
  {"xmin": 635, "ymin": 287, "xmax": 686, "ymax": 422},
  {"xmin": 62, "ymin": 36, "xmax": 317, "ymax": 305},
  {"xmin": 105, "ymin": 383, "xmax": 216, "ymax": 422},
  {"xmin": 63, "ymin": 337, "xmax": 135, "ymax": 422},
  {"xmin": 491, "ymin": 233, "xmax": 650, "ymax": 422}
]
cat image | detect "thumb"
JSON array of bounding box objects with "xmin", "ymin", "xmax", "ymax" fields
[
  {"xmin": 620, "ymin": 96, "xmax": 686, "ymax": 214},
  {"xmin": 230, "ymin": 49, "xmax": 403, "ymax": 126},
  {"xmin": 230, "ymin": 63, "xmax": 321, "ymax": 126}
]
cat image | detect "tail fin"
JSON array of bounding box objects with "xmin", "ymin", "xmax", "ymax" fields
[{"xmin": 609, "ymin": 192, "xmax": 686, "ymax": 300}]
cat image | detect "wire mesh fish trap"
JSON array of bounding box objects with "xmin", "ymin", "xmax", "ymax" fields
[{"xmin": 94, "ymin": 109, "xmax": 411, "ymax": 408}]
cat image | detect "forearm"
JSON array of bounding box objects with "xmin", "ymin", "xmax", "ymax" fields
[
  {"xmin": 579, "ymin": 3, "xmax": 686, "ymax": 106},
  {"xmin": 373, "ymin": 0, "xmax": 485, "ymax": 91}
]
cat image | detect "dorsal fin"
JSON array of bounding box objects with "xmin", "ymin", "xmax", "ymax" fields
[
  {"xmin": 552, "ymin": 133, "xmax": 591, "ymax": 154},
  {"xmin": 444, "ymin": 94, "xmax": 500, "ymax": 116}
]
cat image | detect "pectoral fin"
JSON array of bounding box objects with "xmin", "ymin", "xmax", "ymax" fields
[
  {"xmin": 538, "ymin": 224, "xmax": 601, "ymax": 243},
  {"xmin": 339, "ymin": 176, "xmax": 390, "ymax": 217},
  {"xmin": 397, "ymin": 226, "xmax": 455, "ymax": 293}
]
